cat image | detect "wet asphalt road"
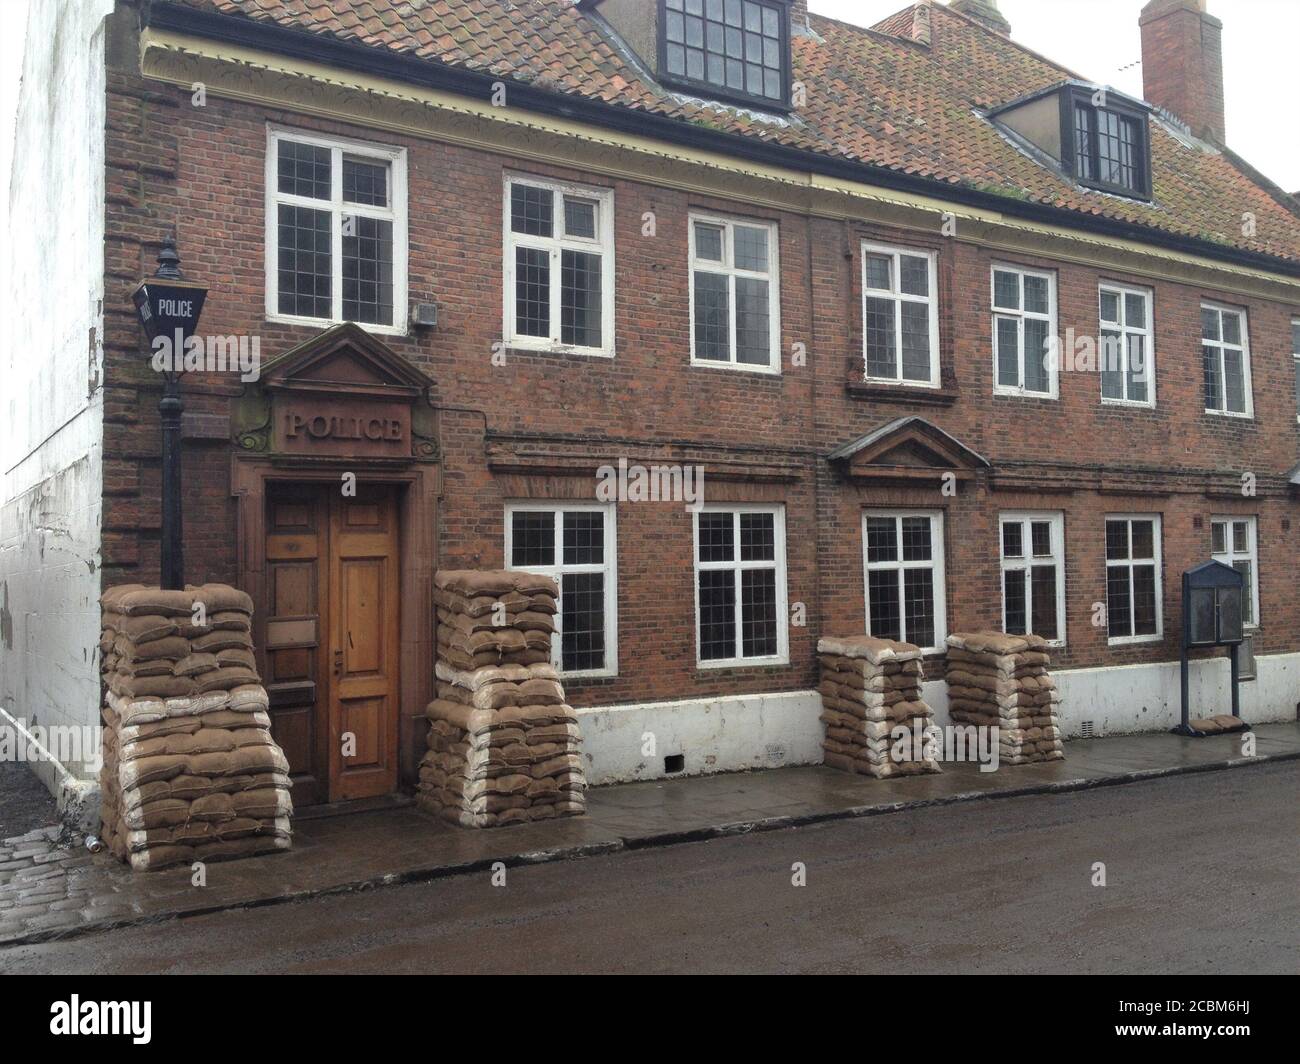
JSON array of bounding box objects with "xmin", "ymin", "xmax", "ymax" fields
[{"xmin": 2, "ymin": 761, "xmax": 1296, "ymax": 974}]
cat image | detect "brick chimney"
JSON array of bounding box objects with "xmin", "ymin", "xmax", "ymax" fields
[
  {"xmin": 789, "ymin": 0, "xmax": 810, "ymax": 34},
  {"xmin": 949, "ymin": 0, "xmax": 1010, "ymax": 37},
  {"xmin": 1139, "ymin": 0, "xmax": 1226, "ymax": 144}
]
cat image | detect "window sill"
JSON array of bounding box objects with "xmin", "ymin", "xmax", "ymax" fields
[
  {"xmin": 690, "ymin": 358, "xmax": 782, "ymax": 377},
  {"xmin": 266, "ymin": 312, "xmax": 408, "ymax": 338},
  {"xmin": 1100, "ymin": 398, "xmax": 1157, "ymax": 410},
  {"xmin": 1204, "ymin": 409, "xmax": 1254, "ymax": 420},
  {"xmin": 845, "ymin": 380, "xmax": 956, "ymax": 404},
  {"xmin": 994, "ymin": 388, "xmax": 1059, "ymax": 402},
  {"xmin": 697, "ymin": 656, "xmax": 790, "ymax": 671},
  {"xmin": 1107, "ymin": 634, "xmax": 1163, "ymax": 647},
  {"xmin": 504, "ymin": 339, "xmax": 616, "ymax": 359}
]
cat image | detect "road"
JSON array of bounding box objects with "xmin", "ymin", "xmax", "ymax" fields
[{"xmin": 2, "ymin": 761, "xmax": 1296, "ymax": 974}]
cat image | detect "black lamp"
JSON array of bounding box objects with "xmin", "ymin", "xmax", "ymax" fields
[{"xmin": 132, "ymin": 236, "xmax": 208, "ymax": 590}]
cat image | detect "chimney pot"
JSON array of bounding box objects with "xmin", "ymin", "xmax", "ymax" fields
[{"xmin": 1139, "ymin": 0, "xmax": 1226, "ymax": 144}]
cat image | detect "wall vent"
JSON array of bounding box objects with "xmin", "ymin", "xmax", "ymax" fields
[
  {"xmin": 1080, "ymin": 721, "xmax": 1095, "ymax": 739},
  {"xmin": 664, "ymin": 754, "xmax": 685, "ymax": 774}
]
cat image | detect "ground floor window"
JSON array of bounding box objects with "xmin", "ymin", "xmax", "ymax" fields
[
  {"xmin": 1211, "ymin": 515, "xmax": 1259, "ymax": 627},
  {"xmin": 862, "ymin": 510, "xmax": 946, "ymax": 651},
  {"xmin": 999, "ymin": 512, "xmax": 1065, "ymax": 645},
  {"xmin": 1105, "ymin": 515, "xmax": 1162, "ymax": 642},
  {"xmin": 504, "ymin": 504, "xmax": 617, "ymax": 677},
  {"xmin": 694, "ymin": 505, "xmax": 788, "ymax": 667}
]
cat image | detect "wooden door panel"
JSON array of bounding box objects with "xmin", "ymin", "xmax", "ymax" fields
[
  {"xmin": 263, "ymin": 485, "xmax": 329, "ymax": 807},
  {"xmin": 329, "ymin": 486, "xmax": 401, "ymax": 801}
]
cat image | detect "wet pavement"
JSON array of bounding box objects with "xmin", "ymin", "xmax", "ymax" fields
[{"xmin": 0, "ymin": 722, "xmax": 1296, "ymax": 946}]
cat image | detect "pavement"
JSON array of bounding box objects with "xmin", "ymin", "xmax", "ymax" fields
[
  {"xmin": 0, "ymin": 721, "xmax": 1296, "ymax": 948},
  {"xmin": 4, "ymin": 760, "xmax": 1296, "ymax": 974}
]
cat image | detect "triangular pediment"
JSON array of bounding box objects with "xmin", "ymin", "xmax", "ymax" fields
[
  {"xmin": 828, "ymin": 417, "xmax": 990, "ymax": 481},
  {"xmin": 260, "ymin": 322, "xmax": 432, "ymax": 398}
]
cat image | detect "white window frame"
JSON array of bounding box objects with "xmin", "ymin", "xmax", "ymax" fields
[
  {"xmin": 1210, "ymin": 515, "xmax": 1260, "ymax": 629},
  {"xmin": 265, "ymin": 126, "xmax": 408, "ymax": 335},
  {"xmin": 1291, "ymin": 318, "xmax": 1300, "ymax": 424},
  {"xmin": 501, "ymin": 174, "xmax": 616, "ymax": 358},
  {"xmin": 1098, "ymin": 282, "xmax": 1156, "ymax": 407},
  {"xmin": 503, "ymin": 502, "xmax": 618, "ymax": 679},
  {"xmin": 991, "ymin": 264, "xmax": 1058, "ymax": 399},
  {"xmin": 693, "ymin": 504, "xmax": 789, "ymax": 668},
  {"xmin": 1105, "ymin": 514, "xmax": 1163, "ymax": 645},
  {"xmin": 688, "ymin": 213, "xmax": 782, "ymax": 375},
  {"xmin": 860, "ymin": 241, "xmax": 941, "ymax": 388},
  {"xmin": 998, "ymin": 511, "xmax": 1067, "ymax": 648},
  {"xmin": 861, "ymin": 510, "xmax": 948, "ymax": 654},
  {"xmin": 1200, "ymin": 301, "xmax": 1254, "ymax": 418}
]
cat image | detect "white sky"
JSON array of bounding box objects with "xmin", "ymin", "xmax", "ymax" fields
[{"xmin": 811, "ymin": 0, "xmax": 1300, "ymax": 193}]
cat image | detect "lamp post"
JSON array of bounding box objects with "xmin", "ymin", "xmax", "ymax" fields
[{"xmin": 132, "ymin": 237, "xmax": 208, "ymax": 590}]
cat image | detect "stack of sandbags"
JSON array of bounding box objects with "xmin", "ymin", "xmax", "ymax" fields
[
  {"xmin": 419, "ymin": 571, "xmax": 587, "ymax": 828},
  {"xmin": 817, "ymin": 635, "xmax": 941, "ymax": 779},
  {"xmin": 944, "ymin": 632, "xmax": 1064, "ymax": 765},
  {"xmin": 99, "ymin": 583, "xmax": 293, "ymax": 871}
]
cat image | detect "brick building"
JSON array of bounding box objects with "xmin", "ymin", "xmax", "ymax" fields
[{"xmin": 3, "ymin": 0, "xmax": 1298, "ymax": 814}]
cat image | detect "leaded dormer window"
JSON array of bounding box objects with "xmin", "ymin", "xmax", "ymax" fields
[
  {"xmin": 1065, "ymin": 89, "xmax": 1151, "ymax": 198},
  {"xmin": 660, "ymin": 0, "xmax": 791, "ymax": 110}
]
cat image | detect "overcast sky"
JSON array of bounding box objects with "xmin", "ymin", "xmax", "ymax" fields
[{"xmin": 811, "ymin": 0, "xmax": 1300, "ymax": 192}]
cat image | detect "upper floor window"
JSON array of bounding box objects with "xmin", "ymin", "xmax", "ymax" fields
[
  {"xmin": 502, "ymin": 175, "xmax": 615, "ymax": 357},
  {"xmin": 1099, "ymin": 283, "xmax": 1154, "ymax": 406},
  {"xmin": 267, "ymin": 128, "xmax": 407, "ymax": 332},
  {"xmin": 1200, "ymin": 303, "xmax": 1253, "ymax": 417},
  {"xmin": 862, "ymin": 243, "xmax": 940, "ymax": 387},
  {"xmin": 1292, "ymin": 320, "xmax": 1300, "ymax": 423},
  {"xmin": 690, "ymin": 214, "xmax": 780, "ymax": 373},
  {"xmin": 661, "ymin": 0, "xmax": 790, "ymax": 110},
  {"xmin": 992, "ymin": 265, "xmax": 1057, "ymax": 398},
  {"xmin": 1064, "ymin": 90, "xmax": 1151, "ymax": 199}
]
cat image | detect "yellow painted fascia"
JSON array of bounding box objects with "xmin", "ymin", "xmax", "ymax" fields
[{"xmin": 138, "ymin": 28, "xmax": 1300, "ymax": 305}]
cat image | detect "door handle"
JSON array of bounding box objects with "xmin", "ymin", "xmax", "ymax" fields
[{"xmin": 333, "ymin": 649, "xmax": 343, "ymax": 677}]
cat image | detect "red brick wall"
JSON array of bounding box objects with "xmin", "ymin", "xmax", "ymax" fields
[{"xmin": 100, "ymin": 69, "xmax": 1300, "ymax": 709}]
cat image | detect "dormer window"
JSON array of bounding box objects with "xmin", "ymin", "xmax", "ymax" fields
[
  {"xmin": 1064, "ymin": 89, "xmax": 1151, "ymax": 198},
  {"xmin": 660, "ymin": 0, "xmax": 791, "ymax": 110},
  {"xmin": 989, "ymin": 83, "xmax": 1152, "ymax": 202}
]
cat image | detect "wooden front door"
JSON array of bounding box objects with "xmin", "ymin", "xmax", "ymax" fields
[{"xmin": 263, "ymin": 482, "xmax": 401, "ymax": 805}]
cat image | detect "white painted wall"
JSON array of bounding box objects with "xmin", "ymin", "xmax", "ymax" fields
[
  {"xmin": 0, "ymin": 0, "xmax": 115, "ymax": 805},
  {"xmin": 1053, "ymin": 652, "xmax": 1300, "ymax": 737},
  {"xmin": 577, "ymin": 655, "xmax": 1297, "ymax": 784},
  {"xmin": 578, "ymin": 690, "xmax": 824, "ymax": 785}
]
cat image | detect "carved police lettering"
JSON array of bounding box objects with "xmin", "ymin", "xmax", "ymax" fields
[{"xmin": 275, "ymin": 402, "xmax": 411, "ymax": 457}]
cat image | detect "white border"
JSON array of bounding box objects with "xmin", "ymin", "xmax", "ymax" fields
[
  {"xmin": 1098, "ymin": 280, "xmax": 1156, "ymax": 408},
  {"xmin": 1200, "ymin": 300, "xmax": 1255, "ymax": 419},
  {"xmin": 501, "ymin": 173, "xmax": 616, "ymax": 358},
  {"xmin": 990, "ymin": 262, "xmax": 1058, "ymax": 399},
  {"xmin": 693, "ymin": 503, "xmax": 790, "ymax": 668},
  {"xmin": 861, "ymin": 509, "xmax": 948, "ymax": 654},
  {"xmin": 1105, "ymin": 513, "xmax": 1164, "ymax": 645},
  {"xmin": 264, "ymin": 125, "xmax": 409, "ymax": 335},
  {"xmin": 998, "ymin": 510, "xmax": 1067, "ymax": 648},
  {"xmin": 860, "ymin": 241, "xmax": 941, "ymax": 388},
  {"xmin": 504, "ymin": 502, "xmax": 619, "ymax": 679},
  {"xmin": 688, "ymin": 212, "xmax": 782, "ymax": 375}
]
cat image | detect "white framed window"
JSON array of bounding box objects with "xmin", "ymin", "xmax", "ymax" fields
[
  {"xmin": 999, "ymin": 512, "xmax": 1066, "ymax": 647},
  {"xmin": 1211, "ymin": 516, "xmax": 1259, "ymax": 628},
  {"xmin": 861, "ymin": 242, "xmax": 940, "ymax": 387},
  {"xmin": 265, "ymin": 127, "xmax": 408, "ymax": 333},
  {"xmin": 502, "ymin": 174, "xmax": 615, "ymax": 357},
  {"xmin": 1200, "ymin": 302, "xmax": 1253, "ymax": 417},
  {"xmin": 504, "ymin": 503, "xmax": 618, "ymax": 678},
  {"xmin": 1099, "ymin": 282, "xmax": 1155, "ymax": 406},
  {"xmin": 992, "ymin": 264, "xmax": 1057, "ymax": 398},
  {"xmin": 862, "ymin": 511, "xmax": 947, "ymax": 653},
  {"xmin": 694, "ymin": 505, "xmax": 788, "ymax": 667},
  {"xmin": 1105, "ymin": 515, "xmax": 1163, "ymax": 644},
  {"xmin": 689, "ymin": 214, "xmax": 781, "ymax": 374},
  {"xmin": 1291, "ymin": 319, "xmax": 1300, "ymax": 423}
]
